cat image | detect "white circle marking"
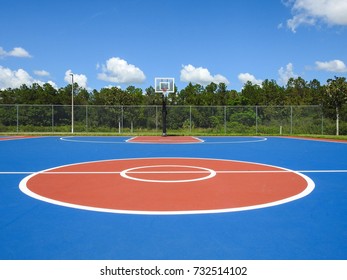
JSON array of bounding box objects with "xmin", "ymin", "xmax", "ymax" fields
[{"xmin": 120, "ymin": 165, "xmax": 216, "ymax": 183}]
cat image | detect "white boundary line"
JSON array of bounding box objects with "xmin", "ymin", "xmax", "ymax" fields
[
  {"xmin": 59, "ymin": 136, "xmax": 267, "ymax": 144},
  {"xmin": 17, "ymin": 157, "xmax": 316, "ymax": 215},
  {"xmin": 201, "ymin": 136, "xmax": 267, "ymax": 144},
  {"xmin": 274, "ymin": 136, "xmax": 347, "ymax": 144},
  {"xmin": 60, "ymin": 136, "xmax": 127, "ymax": 144},
  {"xmin": 0, "ymin": 136, "xmax": 43, "ymax": 141},
  {"xmin": 125, "ymin": 136, "xmax": 137, "ymax": 143},
  {"xmin": 192, "ymin": 136, "xmax": 205, "ymax": 143},
  {"xmin": 125, "ymin": 136, "xmax": 205, "ymax": 144},
  {"xmin": 2, "ymin": 169, "xmax": 347, "ymax": 175}
]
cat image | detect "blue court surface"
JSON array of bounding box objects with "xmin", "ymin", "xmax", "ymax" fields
[{"xmin": 0, "ymin": 136, "xmax": 346, "ymax": 260}]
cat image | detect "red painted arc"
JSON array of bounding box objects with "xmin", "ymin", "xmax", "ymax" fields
[{"xmin": 0, "ymin": 136, "xmax": 37, "ymax": 141}]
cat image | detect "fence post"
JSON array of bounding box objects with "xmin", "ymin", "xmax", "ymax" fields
[
  {"xmin": 224, "ymin": 106, "xmax": 227, "ymax": 134},
  {"xmin": 121, "ymin": 106, "xmax": 124, "ymax": 133},
  {"xmin": 16, "ymin": 105, "xmax": 19, "ymax": 133},
  {"xmin": 155, "ymin": 106, "xmax": 158, "ymax": 133},
  {"xmin": 52, "ymin": 105, "xmax": 54, "ymax": 132},
  {"xmin": 255, "ymin": 106, "xmax": 258, "ymax": 135},
  {"xmin": 321, "ymin": 105, "xmax": 324, "ymax": 135},
  {"xmin": 190, "ymin": 106, "xmax": 192, "ymax": 133},
  {"xmin": 85, "ymin": 105, "xmax": 88, "ymax": 132}
]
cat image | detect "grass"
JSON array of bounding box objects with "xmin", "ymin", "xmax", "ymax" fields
[{"xmin": 1, "ymin": 130, "xmax": 347, "ymax": 141}]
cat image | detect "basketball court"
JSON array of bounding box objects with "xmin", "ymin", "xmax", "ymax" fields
[{"xmin": 0, "ymin": 135, "xmax": 346, "ymax": 260}]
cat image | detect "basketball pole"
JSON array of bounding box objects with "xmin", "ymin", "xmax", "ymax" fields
[
  {"xmin": 70, "ymin": 73, "xmax": 74, "ymax": 134},
  {"xmin": 162, "ymin": 91, "xmax": 167, "ymax": 137},
  {"xmin": 155, "ymin": 77, "xmax": 174, "ymax": 137}
]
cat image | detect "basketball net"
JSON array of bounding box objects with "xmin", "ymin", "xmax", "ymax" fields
[{"xmin": 162, "ymin": 88, "xmax": 168, "ymax": 98}]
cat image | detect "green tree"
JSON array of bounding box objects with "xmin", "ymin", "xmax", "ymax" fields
[
  {"xmin": 144, "ymin": 86, "xmax": 162, "ymax": 105},
  {"xmin": 285, "ymin": 77, "xmax": 311, "ymax": 105},
  {"xmin": 125, "ymin": 86, "xmax": 144, "ymax": 105},
  {"xmin": 178, "ymin": 83, "xmax": 203, "ymax": 105},
  {"xmin": 74, "ymin": 88, "xmax": 90, "ymax": 105},
  {"xmin": 0, "ymin": 88, "xmax": 19, "ymax": 104},
  {"xmin": 325, "ymin": 76, "xmax": 347, "ymax": 135},
  {"xmin": 240, "ymin": 81, "xmax": 262, "ymax": 105},
  {"xmin": 42, "ymin": 83, "xmax": 58, "ymax": 104},
  {"xmin": 261, "ymin": 79, "xmax": 284, "ymax": 105},
  {"xmin": 226, "ymin": 89, "xmax": 240, "ymax": 105},
  {"xmin": 307, "ymin": 79, "xmax": 324, "ymax": 105}
]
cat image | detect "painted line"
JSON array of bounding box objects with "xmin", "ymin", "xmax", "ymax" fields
[
  {"xmin": 120, "ymin": 165, "xmax": 216, "ymax": 183},
  {"xmin": 18, "ymin": 157, "xmax": 315, "ymax": 215},
  {"xmin": 192, "ymin": 136, "xmax": 204, "ymax": 142},
  {"xmin": 126, "ymin": 136, "xmax": 205, "ymax": 144},
  {"xmin": 59, "ymin": 136, "xmax": 267, "ymax": 144},
  {"xmin": 275, "ymin": 136, "xmax": 347, "ymax": 144},
  {"xmin": 125, "ymin": 136, "xmax": 137, "ymax": 142},
  {"xmin": 60, "ymin": 136, "xmax": 204, "ymax": 144},
  {"xmin": 201, "ymin": 136, "xmax": 267, "ymax": 144},
  {"xmin": 59, "ymin": 136, "xmax": 127, "ymax": 144},
  {"xmin": 3, "ymin": 169, "xmax": 347, "ymax": 175},
  {"xmin": 0, "ymin": 136, "xmax": 40, "ymax": 141},
  {"xmin": 19, "ymin": 175, "xmax": 315, "ymax": 216}
]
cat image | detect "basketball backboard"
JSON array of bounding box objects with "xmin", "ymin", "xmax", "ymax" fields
[{"xmin": 155, "ymin": 77, "xmax": 175, "ymax": 93}]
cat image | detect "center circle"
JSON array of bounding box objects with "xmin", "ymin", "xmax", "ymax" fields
[
  {"xmin": 120, "ymin": 165, "xmax": 217, "ymax": 183},
  {"xmin": 19, "ymin": 158, "xmax": 315, "ymax": 215}
]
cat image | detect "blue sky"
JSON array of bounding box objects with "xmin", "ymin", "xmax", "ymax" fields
[{"xmin": 1, "ymin": 0, "xmax": 346, "ymax": 91}]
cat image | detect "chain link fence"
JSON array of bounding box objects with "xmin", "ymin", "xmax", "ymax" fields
[{"xmin": 0, "ymin": 104, "xmax": 346, "ymax": 135}]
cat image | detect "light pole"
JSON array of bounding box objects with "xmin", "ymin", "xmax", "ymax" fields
[{"xmin": 70, "ymin": 73, "xmax": 74, "ymax": 134}]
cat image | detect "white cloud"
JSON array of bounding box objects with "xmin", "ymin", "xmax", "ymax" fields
[
  {"xmin": 9, "ymin": 47, "xmax": 32, "ymax": 58},
  {"xmin": 97, "ymin": 57, "xmax": 146, "ymax": 84},
  {"xmin": 180, "ymin": 64, "xmax": 229, "ymax": 86},
  {"xmin": 64, "ymin": 69, "xmax": 88, "ymax": 88},
  {"xmin": 278, "ymin": 63, "xmax": 298, "ymax": 85},
  {"xmin": 0, "ymin": 46, "xmax": 31, "ymax": 58},
  {"xmin": 103, "ymin": 85, "xmax": 122, "ymax": 89},
  {"xmin": 0, "ymin": 65, "xmax": 55, "ymax": 89},
  {"xmin": 0, "ymin": 47, "xmax": 6, "ymax": 57},
  {"xmin": 284, "ymin": 0, "xmax": 347, "ymax": 32},
  {"xmin": 315, "ymin": 59, "xmax": 347, "ymax": 72},
  {"xmin": 0, "ymin": 66, "xmax": 33, "ymax": 89},
  {"xmin": 34, "ymin": 70, "xmax": 50, "ymax": 77},
  {"xmin": 238, "ymin": 73, "xmax": 263, "ymax": 85}
]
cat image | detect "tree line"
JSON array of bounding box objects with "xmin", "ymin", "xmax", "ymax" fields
[
  {"xmin": 0, "ymin": 75, "xmax": 346, "ymax": 134},
  {"xmin": 0, "ymin": 76, "xmax": 346, "ymax": 107}
]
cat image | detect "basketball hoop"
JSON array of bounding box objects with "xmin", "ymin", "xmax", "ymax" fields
[
  {"xmin": 162, "ymin": 87, "xmax": 168, "ymax": 98},
  {"xmin": 154, "ymin": 77, "xmax": 175, "ymax": 94},
  {"xmin": 154, "ymin": 77, "xmax": 174, "ymax": 137}
]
